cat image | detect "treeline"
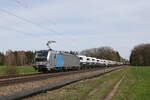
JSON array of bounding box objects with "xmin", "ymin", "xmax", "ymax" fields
[
  {"xmin": 80, "ymin": 46, "xmax": 123, "ymax": 62},
  {"xmin": 0, "ymin": 50, "xmax": 35, "ymax": 66},
  {"xmin": 130, "ymin": 44, "xmax": 150, "ymax": 66},
  {"xmin": 0, "ymin": 50, "xmax": 78, "ymax": 66},
  {"xmin": 0, "ymin": 46, "xmax": 126, "ymax": 66}
]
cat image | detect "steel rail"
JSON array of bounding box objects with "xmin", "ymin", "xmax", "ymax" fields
[
  {"xmin": 0, "ymin": 66, "xmax": 124, "ymax": 100},
  {"xmin": 0, "ymin": 67, "xmax": 108, "ymax": 87}
]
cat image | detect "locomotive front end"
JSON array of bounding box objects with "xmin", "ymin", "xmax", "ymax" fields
[{"xmin": 34, "ymin": 50, "xmax": 49, "ymax": 72}]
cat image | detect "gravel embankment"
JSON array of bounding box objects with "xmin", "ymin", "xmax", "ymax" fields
[
  {"xmin": 0, "ymin": 67, "xmax": 118, "ymax": 96},
  {"xmin": 23, "ymin": 67, "xmax": 125, "ymax": 100}
]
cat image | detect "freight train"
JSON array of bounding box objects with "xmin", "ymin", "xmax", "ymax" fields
[{"xmin": 33, "ymin": 49, "xmax": 123, "ymax": 73}]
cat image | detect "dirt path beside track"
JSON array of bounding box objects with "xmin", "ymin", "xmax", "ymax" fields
[
  {"xmin": 104, "ymin": 73, "xmax": 126, "ymax": 100},
  {"xmin": 22, "ymin": 67, "xmax": 126, "ymax": 100}
]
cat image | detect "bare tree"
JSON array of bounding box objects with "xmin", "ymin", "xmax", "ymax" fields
[
  {"xmin": 17, "ymin": 51, "xmax": 28, "ymax": 66},
  {"xmin": 80, "ymin": 46, "xmax": 122, "ymax": 61},
  {"xmin": 5, "ymin": 50, "xmax": 16, "ymax": 66}
]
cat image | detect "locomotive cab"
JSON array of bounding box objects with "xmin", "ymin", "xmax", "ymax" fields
[{"xmin": 34, "ymin": 50, "xmax": 49, "ymax": 72}]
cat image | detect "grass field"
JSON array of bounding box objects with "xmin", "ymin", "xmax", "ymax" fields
[
  {"xmin": 1, "ymin": 66, "xmax": 150, "ymax": 100},
  {"xmin": 31, "ymin": 66, "xmax": 150, "ymax": 100},
  {"xmin": 32, "ymin": 67, "xmax": 127, "ymax": 100},
  {"xmin": 112, "ymin": 66, "xmax": 150, "ymax": 100},
  {"xmin": 0, "ymin": 66, "xmax": 39, "ymax": 75}
]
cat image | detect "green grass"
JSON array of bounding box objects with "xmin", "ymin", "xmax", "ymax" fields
[
  {"xmin": 0, "ymin": 66, "xmax": 39, "ymax": 75},
  {"xmin": 2, "ymin": 66, "xmax": 149, "ymax": 100},
  {"xmin": 112, "ymin": 66, "xmax": 150, "ymax": 100},
  {"xmin": 36, "ymin": 67, "xmax": 127, "ymax": 100},
  {"xmin": 33, "ymin": 66, "xmax": 150, "ymax": 100}
]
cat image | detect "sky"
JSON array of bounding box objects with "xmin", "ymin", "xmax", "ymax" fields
[{"xmin": 0, "ymin": 0, "xmax": 150, "ymax": 59}]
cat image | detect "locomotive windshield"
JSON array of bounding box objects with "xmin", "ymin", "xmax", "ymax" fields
[{"xmin": 35, "ymin": 50, "xmax": 48, "ymax": 62}]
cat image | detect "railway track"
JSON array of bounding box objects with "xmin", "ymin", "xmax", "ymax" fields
[
  {"xmin": 0, "ymin": 66, "xmax": 124, "ymax": 100},
  {"xmin": 0, "ymin": 73, "xmax": 41, "ymax": 80},
  {"xmin": 0, "ymin": 67, "xmax": 111, "ymax": 87}
]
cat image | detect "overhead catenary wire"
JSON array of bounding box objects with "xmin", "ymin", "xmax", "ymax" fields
[
  {"xmin": 0, "ymin": 8, "xmax": 65, "ymax": 41},
  {"xmin": 14, "ymin": 0, "xmax": 56, "ymax": 25},
  {"xmin": 0, "ymin": 8, "xmax": 80, "ymax": 50},
  {"xmin": 0, "ymin": 8, "xmax": 75, "ymax": 39},
  {"xmin": 15, "ymin": 0, "xmax": 28, "ymax": 8},
  {"xmin": 0, "ymin": 8, "xmax": 61, "ymax": 35},
  {"xmin": 0, "ymin": 25, "xmax": 36, "ymax": 36}
]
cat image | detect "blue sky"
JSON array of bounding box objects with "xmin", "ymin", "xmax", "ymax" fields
[{"xmin": 0, "ymin": 0, "xmax": 150, "ymax": 59}]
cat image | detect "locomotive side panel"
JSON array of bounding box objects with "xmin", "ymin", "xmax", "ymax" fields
[
  {"xmin": 56, "ymin": 54, "xmax": 62, "ymax": 67},
  {"xmin": 61, "ymin": 54, "xmax": 80, "ymax": 68}
]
